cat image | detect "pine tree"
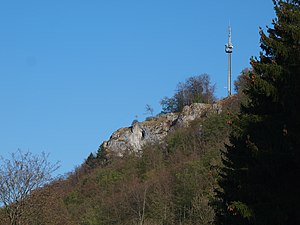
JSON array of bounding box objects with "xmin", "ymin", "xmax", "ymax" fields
[{"xmin": 216, "ymin": 1, "xmax": 300, "ymax": 224}]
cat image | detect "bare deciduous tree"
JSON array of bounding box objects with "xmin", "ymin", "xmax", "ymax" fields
[
  {"xmin": 145, "ymin": 104, "xmax": 154, "ymax": 117},
  {"xmin": 0, "ymin": 150, "xmax": 59, "ymax": 225}
]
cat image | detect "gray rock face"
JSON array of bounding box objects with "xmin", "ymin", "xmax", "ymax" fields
[{"xmin": 102, "ymin": 103, "xmax": 221, "ymax": 156}]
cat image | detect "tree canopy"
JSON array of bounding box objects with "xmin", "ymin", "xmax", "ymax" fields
[
  {"xmin": 160, "ymin": 74, "xmax": 216, "ymax": 113},
  {"xmin": 0, "ymin": 150, "xmax": 59, "ymax": 225},
  {"xmin": 216, "ymin": 1, "xmax": 300, "ymax": 224}
]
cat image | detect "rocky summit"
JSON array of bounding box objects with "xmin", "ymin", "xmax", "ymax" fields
[{"xmin": 102, "ymin": 103, "xmax": 222, "ymax": 156}]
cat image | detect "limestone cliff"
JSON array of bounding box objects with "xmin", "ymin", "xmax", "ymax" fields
[{"xmin": 102, "ymin": 103, "xmax": 222, "ymax": 156}]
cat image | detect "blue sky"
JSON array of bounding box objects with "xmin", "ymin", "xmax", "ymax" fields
[{"xmin": 0, "ymin": 0, "xmax": 275, "ymax": 175}]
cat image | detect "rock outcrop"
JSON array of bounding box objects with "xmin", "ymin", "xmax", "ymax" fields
[{"xmin": 102, "ymin": 103, "xmax": 222, "ymax": 156}]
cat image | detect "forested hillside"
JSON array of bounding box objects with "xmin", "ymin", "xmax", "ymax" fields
[
  {"xmin": 1, "ymin": 1, "xmax": 299, "ymax": 224},
  {"xmin": 0, "ymin": 101, "xmax": 236, "ymax": 224},
  {"xmin": 0, "ymin": 72, "xmax": 239, "ymax": 224}
]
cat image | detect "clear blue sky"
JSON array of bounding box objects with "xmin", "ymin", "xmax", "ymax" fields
[{"xmin": 0, "ymin": 0, "xmax": 275, "ymax": 175}]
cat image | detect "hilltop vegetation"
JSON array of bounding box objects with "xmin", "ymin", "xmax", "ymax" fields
[{"xmin": 160, "ymin": 74, "xmax": 215, "ymax": 113}]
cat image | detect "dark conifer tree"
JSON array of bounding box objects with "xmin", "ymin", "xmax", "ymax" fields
[{"xmin": 216, "ymin": 1, "xmax": 300, "ymax": 224}]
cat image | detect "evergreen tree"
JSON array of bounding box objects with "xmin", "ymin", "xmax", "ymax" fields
[{"xmin": 216, "ymin": 1, "xmax": 300, "ymax": 224}]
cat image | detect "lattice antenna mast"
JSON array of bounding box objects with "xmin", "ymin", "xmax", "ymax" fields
[{"xmin": 225, "ymin": 26, "xmax": 233, "ymax": 96}]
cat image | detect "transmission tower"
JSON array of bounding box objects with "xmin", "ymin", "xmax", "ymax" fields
[{"xmin": 225, "ymin": 26, "xmax": 233, "ymax": 96}]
